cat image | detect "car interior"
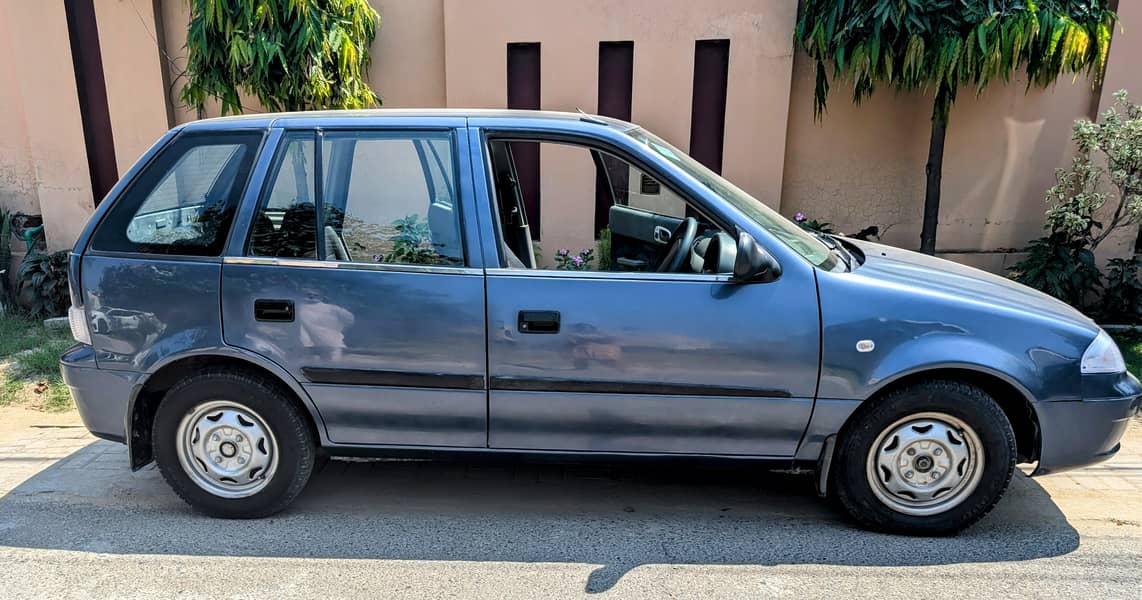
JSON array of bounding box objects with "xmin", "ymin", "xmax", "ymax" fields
[{"xmin": 486, "ymin": 138, "xmax": 738, "ymax": 274}]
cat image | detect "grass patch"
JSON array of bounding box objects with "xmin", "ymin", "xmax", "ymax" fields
[
  {"xmin": 1111, "ymin": 331, "xmax": 1142, "ymax": 379},
  {"xmin": 0, "ymin": 314, "xmax": 75, "ymax": 412}
]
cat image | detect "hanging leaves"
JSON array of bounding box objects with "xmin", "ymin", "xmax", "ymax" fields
[
  {"xmin": 181, "ymin": 0, "xmax": 381, "ymax": 115},
  {"xmin": 794, "ymin": 1, "xmax": 1117, "ymax": 122}
]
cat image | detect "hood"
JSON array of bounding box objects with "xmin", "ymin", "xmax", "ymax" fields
[{"xmin": 843, "ymin": 239, "xmax": 1097, "ymax": 332}]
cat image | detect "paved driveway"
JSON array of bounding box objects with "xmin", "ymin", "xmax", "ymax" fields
[{"xmin": 0, "ymin": 406, "xmax": 1139, "ymax": 599}]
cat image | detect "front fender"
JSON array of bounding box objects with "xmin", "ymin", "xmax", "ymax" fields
[
  {"xmin": 818, "ymin": 328, "xmax": 1081, "ymax": 404},
  {"xmin": 866, "ymin": 335, "xmax": 1037, "ymax": 401}
]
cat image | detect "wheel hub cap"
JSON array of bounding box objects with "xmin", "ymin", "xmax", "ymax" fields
[
  {"xmin": 175, "ymin": 401, "xmax": 278, "ymax": 498},
  {"xmin": 865, "ymin": 412, "xmax": 985, "ymax": 516}
]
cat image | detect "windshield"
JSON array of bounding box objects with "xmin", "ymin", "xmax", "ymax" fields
[{"xmin": 625, "ymin": 127, "xmax": 839, "ymax": 270}]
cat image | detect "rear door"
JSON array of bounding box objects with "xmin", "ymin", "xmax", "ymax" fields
[{"xmin": 221, "ymin": 122, "xmax": 489, "ymax": 448}]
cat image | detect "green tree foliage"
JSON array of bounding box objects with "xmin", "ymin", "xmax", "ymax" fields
[
  {"xmin": 795, "ymin": 1, "xmax": 1116, "ymax": 254},
  {"xmin": 182, "ymin": 0, "xmax": 381, "ymax": 114}
]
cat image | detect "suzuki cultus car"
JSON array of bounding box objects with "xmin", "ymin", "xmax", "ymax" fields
[{"xmin": 62, "ymin": 110, "xmax": 1140, "ymax": 535}]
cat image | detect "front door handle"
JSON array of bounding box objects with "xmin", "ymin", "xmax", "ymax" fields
[
  {"xmin": 254, "ymin": 299, "xmax": 295, "ymax": 322},
  {"xmin": 518, "ymin": 310, "xmax": 560, "ymax": 334}
]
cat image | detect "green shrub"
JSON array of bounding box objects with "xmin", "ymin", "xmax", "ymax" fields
[
  {"xmin": 0, "ymin": 208, "xmax": 13, "ymax": 311},
  {"xmin": 597, "ymin": 227, "xmax": 612, "ymax": 272},
  {"xmin": 387, "ymin": 214, "xmax": 442, "ymax": 265},
  {"xmin": 1010, "ymin": 90, "xmax": 1142, "ymax": 322},
  {"xmin": 15, "ymin": 250, "xmax": 70, "ymax": 319},
  {"xmin": 1009, "ymin": 232, "xmax": 1101, "ymax": 311},
  {"xmin": 1101, "ymin": 257, "xmax": 1142, "ymax": 323}
]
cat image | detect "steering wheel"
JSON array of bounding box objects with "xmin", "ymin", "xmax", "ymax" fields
[{"xmin": 657, "ymin": 217, "xmax": 698, "ymax": 273}]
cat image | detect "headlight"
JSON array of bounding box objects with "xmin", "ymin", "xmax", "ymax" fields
[{"xmin": 1081, "ymin": 330, "xmax": 1126, "ymax": 374}]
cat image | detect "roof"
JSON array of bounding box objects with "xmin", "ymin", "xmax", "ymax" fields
[{"xmin": 178, "ymin": 108, "xmax": 636, "ymax": 132}]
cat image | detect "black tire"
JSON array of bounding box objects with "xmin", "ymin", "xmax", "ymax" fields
[
  {"xmin": 830, "ymin": 380, "xmax": 1017, "ymax": 535},
  {"xmin": 152, "ymin": 369, "xmax": 316, "ymax": 518}
]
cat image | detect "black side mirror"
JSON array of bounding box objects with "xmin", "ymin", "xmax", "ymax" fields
[{"xmin": 731, "ymin": 232, "xmax": 781, "ymax": 283}]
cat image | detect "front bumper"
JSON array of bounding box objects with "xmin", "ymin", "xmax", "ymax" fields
[
  {"xmin": 60, "ymin": 344, "xmax": 138, "ymax": 444},
  {"xmin": 1032, "ymin": 372, "xmax": 1142, "ymax": 475}
]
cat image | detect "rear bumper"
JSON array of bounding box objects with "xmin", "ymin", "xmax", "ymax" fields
[
  {"xmin": 1032, "ymin": 372, "xmax": 1141, "ymax": 475},
  {"xmin": 60, "ymin": 345, "xmax": 138, "ymax": 444}
]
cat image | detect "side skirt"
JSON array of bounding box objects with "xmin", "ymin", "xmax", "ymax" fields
[{"xmin": 321, "ymin": 443, "xmax": 809, "ymax": 471}]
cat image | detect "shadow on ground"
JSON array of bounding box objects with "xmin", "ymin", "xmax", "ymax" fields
[{"xmin": 0, "ymin": 440, "xmax": 1080, "ymax": 593}]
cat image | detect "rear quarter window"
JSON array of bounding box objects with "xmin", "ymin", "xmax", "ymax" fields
[{"xmin": 89, "ymin": 131, "xmax": 264, "ymax": 255}]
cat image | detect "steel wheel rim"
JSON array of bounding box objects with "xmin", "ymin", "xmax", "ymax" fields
[
  {"xmin": 175, "ymin": 401, "xmax": 278, "ymax": 498},
  {"xmin": 865, "ymin": 412, "xmax": 985, "ymax": 516}
]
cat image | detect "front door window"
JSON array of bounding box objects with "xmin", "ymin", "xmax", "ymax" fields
[{"xmin": 485, "ymin": 139, "xmax": 736, "ymax": 275}]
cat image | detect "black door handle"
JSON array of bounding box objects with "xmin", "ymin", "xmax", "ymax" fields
[
  {"xmin": 518, "ymin": 310, "xmax": 560, "ymax": 334},
  {"xmin": 254, "ymin": 299, "xmax": 295, "ymax": 322}
]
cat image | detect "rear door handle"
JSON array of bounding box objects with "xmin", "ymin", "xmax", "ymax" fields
[
  {"xmin": 254, "ymin": 299, "xmax": 294, "ymax": 322},
  {"xmin": 518, "ymin": 310, "xmax": 560, "ymax": 334}
]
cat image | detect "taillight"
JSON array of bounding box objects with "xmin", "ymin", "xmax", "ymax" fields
[{"xmin": 68, "ymin": 304, "xmax": 91, "ymax": 345}]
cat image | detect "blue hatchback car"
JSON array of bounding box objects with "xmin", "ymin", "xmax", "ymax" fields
[{"xmin": 61, "ymin": 110, "xmax": 1140, "ymax": 535}]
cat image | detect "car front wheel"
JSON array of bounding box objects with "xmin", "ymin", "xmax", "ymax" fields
[
  {"xmin": 152, "ymin": 370, "xmax": 316, "ymax": 518},
  {"xmin": 831, "ymin": 380, "xmax": 1017, "ymax": 535}
]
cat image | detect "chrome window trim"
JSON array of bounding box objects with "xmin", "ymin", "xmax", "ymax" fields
[
  {"xmin": 223, "ymin": 256, "xmax": 482, "ymax": 276},
  {"xmin": 485, "ymin": 267, "xmax": 732, "ymax": 283}
]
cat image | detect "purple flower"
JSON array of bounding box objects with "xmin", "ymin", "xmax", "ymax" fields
[
  {"xmin": 582, "ymin": 248, "xmax": 593, "ymax": 256},
  {"xmin": 373, "ymin": 254, "xmax": 383, "ymax": 262},
  {"xmin": 558, "ymin": 248, "xmax": 570, "ymax": 257},
  {"xmin": 572, "ymin": 255, "xmax": 584, "ymax": 266},
  {"xmin": 795, "ymin": 212, "xmax": 806, "ymax": 222}
]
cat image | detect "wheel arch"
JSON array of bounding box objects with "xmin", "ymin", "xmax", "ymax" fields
[
  {"xmin": 854, "ymin": 366, "xmax": 1041, "ymax": 464},
  {"xmin": 126, "ymin": 349, "xmax": 326, "ymax": 470}
]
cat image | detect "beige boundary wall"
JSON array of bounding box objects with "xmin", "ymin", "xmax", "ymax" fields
[{"xmin": 1, "ymin": 0, "xmax": 1140, "ymax": 268}]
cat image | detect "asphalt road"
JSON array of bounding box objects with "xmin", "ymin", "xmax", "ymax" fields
[{"xmin": 0, "ymin": 409, "xmax": 1139, "ymax": 599}]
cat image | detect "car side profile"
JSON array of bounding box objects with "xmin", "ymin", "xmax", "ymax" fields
[{"xmin": 61, "ymin": 110, "xmax": 1140, "ymax": 535}]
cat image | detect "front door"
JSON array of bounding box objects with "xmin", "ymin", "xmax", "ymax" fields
[
  {"xmin": 222, "ymin": 126, "xmax": 488, "ymax": 448},
  {"xmin": 479, "ymin": 132, "xmax": 820, "ymax": 456}
]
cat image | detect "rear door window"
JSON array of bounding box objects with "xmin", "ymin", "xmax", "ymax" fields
[
  {"xmin": 247, "ymin": 130, "xmax": 464, "ymax": 266},
  {"xmin": 90, "ymin": 131, "xmax": 263, "ymax": 255}
]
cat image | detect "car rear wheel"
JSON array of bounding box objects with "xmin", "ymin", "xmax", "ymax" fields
[
  {"xmin": 831, "ymin": 380, "xmax": 1017, "ymax": 535},
  {"xmin": 153, "ymin": 370, "xmax": 316, "ymax": 518}
]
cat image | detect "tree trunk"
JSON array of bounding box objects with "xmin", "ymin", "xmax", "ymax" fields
[{"xmin": 920, "ymin": 103, "xmax": 948, "ymax": 255}]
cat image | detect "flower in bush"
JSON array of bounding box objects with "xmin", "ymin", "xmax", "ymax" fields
[
  {"xmin": 793, "ymin": 212, "xmax": 835, "ymax": 235},
  {"xmin": 555, "ymin": 248, "xmax": 595, "ymax": 271}
]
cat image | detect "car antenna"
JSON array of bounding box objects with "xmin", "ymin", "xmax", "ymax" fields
[{"xmin": 576, "ymin": 108, "xmax": 609, "ymax": 126}]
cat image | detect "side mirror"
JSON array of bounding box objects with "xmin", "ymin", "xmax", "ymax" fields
[{"xmin": 731, "ymin": 232, "xmax": 781, "ymax": 283}]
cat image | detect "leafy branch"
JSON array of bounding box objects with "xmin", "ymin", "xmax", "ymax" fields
[{"xmin": 182, "ymin": 0, "xmax": 382, "ymax": 114}]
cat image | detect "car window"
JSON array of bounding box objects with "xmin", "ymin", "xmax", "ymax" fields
[
  {"xmin": 248, "ymin": 133, "xmax": 318, "ymax": 258},
  {"xmin": 486, "ymin": 138, "xmax": 730, "ymax": 274},
  {"xmin": 322, "ymin": 131, "xmax": 463, "ymax": 266},
  {"xmin": 91, "ymin": 131, "xmax": 262, "ymax": 255},
  {"xmin": 625, "ymin": 127, "xmax": 840, "ymax": 270}
]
